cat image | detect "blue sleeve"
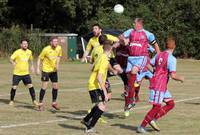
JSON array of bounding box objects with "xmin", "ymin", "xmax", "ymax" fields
[
  {"xmin": 150, "ymin": 55, "xmax": 157, "ymax": 66},
  {"xmin": 123, "ymin": 29, "xmax": 133, "ymax": 38},
  {"xmin": 144, "ymin": 30, "xmax": 156, "ymax": 43},
  {"xmin": 148, "ymin": 45, "xmax": 155, "ymax": 53},
  {"xmin": 167, "ymin": 54, "xmax": 176, "ymax": 72}
]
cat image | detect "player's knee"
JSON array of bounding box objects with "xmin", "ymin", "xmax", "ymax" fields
[
  {"xmin": 27, "ymin": 84, "xmax": 33, "ymax": 88},
  {"xmin": 153, "ymin": 104, "xmax": 161, "ymax": 110},
  {"xmin": 114, "ymin": 65, "xmax": 123, "ymax": 74},
  {"xmin": 52, "ymin": 83, "xmax": 58, "ymax": 89},
  {"xmin": 42, "ymin": 82, "xmax": 48, "ymax": 89},
  {"xmin": 166, "ymin": 100, "xmax": 175, "ymax": 109},
  {"xmin": 98, "ymin": 103, "xmax": 106, "ymax": 111},
  {"xmin": 12, "ymin": 86, "xmax": 17, "ymax": 89},
  {"xmin": 131, "ymin": 66, "xmax": 139, "ymax": 74}
]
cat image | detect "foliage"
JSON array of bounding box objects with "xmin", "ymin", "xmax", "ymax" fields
[{"xmin": 0, "ymin": 0, "xmax": 200, "ymax": 59}]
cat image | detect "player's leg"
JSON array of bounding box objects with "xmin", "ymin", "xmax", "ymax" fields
[
  {"xmin": 127, "ymin": 66, "xmax": 139, "ymax": 104},
  {"xmin": 82, "ymin": 89, "xmax": 105, "ymax": 132},
  {"xmin": 23, "ymin": 75, "xmax": 38, "ymax": 106},
  {"xmin": 124, "ymin": 57, "xmax": 137, "ymax": 116},
  {"xmin": 137, "ymin": 104, "xmax": 161, "ymax": 133},
  {"xmin": 9, "ymin": 75, "xmax": 21, "ymax": 105},
  {"xmin": 119, "ymin": 69, "xmax": 128, "ymax": 97},
  {"xmin": 50, "ymin": 72, "xmax": 60, "ymax": 110},
  {"xmin": 82, "ymin": 90, "xmax": 99, "ymax": 123},
  {"xmin": 154, "ymin": 90, "xmax": 174, "ymax": 120},
  {"xmin": 137, "ymin": 89, "xmax": 162, "ymax": 133},
  {"xmin": 38, "ymin": 72, "xmax": 49, "ymax": 111},
  {"xmin": 86, "ymin": 98, "xmax": 106, "ymax": 133}
]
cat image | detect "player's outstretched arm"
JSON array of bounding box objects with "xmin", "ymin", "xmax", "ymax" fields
[{"xmin": 170, "ymin": 72, "xmax": 184, "ymax": 83}]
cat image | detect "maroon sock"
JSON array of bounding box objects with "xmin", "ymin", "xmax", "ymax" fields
[
  {"xmin": 126, "ymin": 73, "xmax": 136, "ymax": 105},
  {"xmin": 141, "ymin": 104, "xmax": 161, "ymax": 128},
  {"xmin": 155, "ymin": 100, "xmax": 175, "ymax": 120}
]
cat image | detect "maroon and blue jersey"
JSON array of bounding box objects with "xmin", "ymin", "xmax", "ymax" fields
[
  {"xmin": 123, "ymin": 29, "xmax": 156, "ymax": 56},
  {"xmin": 149, "ymin": 51, "xmax": 176, "ymax": 92}
]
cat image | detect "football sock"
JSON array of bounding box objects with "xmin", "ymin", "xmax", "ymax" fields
[
  {"xmin": 29, "ymin": 87, "xmax": 36, "ymax": 101},
  {"xmin": 84, "ymin": 105, "xmax": 98, "ymax": 122},
  {"xmin": 89, "ymin": 106, "xmax": 104, "ymax": 128},
  {"xmin": 141, "ymin": 104, "xmax": 161, "ymax": 128},
  {"xmin": 155, "ymin": 100, "xmax": 175, "ymax": 120},
  {"xmin": 125, "ymin": 73, "xmax": 136, "ymax": 105},
  {"xmin": 39, "ymin": 89, "xmax": 46, "ymax": 103},
  {"xmin": 52, "ymin": 88, "xmax": 58, "ymax": 102},
  {"xmin": 10, "ymin": 88, "xmax": 16, "ymax": 101}
]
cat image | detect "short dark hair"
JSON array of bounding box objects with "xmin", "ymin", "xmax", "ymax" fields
[
  {"xmin": 98, "ymin": 34, "xmax": 107, "ymax": 45},
  {"xmin": 134, "ymin": 18, "xmax": 144, "ymax": 24},
  {"xmin": 20, "ymin": 38, "xmax": 28, "ymax": 43},
  {"xmin": 50, "ymin": 36, "xmax": 58, "ymax": 41},
  {"xmin": 92, "ymin": 23, "xmax": 102, "ymax": 29},
  {"xmin": 103, "ymin": 40, "xmax": 113, "ymax": 51},
  {"xmin": 165, "ymin": 36, "xmax": 176, "ymax": 49}
]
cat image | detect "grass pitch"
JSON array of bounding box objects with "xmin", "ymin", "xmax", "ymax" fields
[{"xmin": 0, "ymin": 59, "xmax": 200, "ymax": 135}]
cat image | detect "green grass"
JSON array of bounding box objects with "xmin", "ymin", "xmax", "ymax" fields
[{"xmin": 0, "ymin": 59, "xmax": 200, "ymax": 135}]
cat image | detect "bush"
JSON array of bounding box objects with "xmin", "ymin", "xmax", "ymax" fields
[{"xmin": 0, "ymin": 25, "xmax": 46, "ymax": 57}]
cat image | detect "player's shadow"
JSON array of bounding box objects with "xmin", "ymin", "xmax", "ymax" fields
[
  {"xmin": 0, "ymin": 98, "xmax": 11, "ymax": 104},
  {"xmin": 111, "ymin": 123, "xmax": 137, "ymax": 131},
  {"xmin": 66, "ymin": 110, "xmax": 88, "ymax": 116},
  {"xmin": 0, "ymin": 98, "xmax": 37, "ymax": 110},
  {"xmin": 16, "ymin": 104, "xmax": 37, "ymax": 111},
  {"xmin": 184, "ymin": 102, "xmax": 200, "ymax": 105},
  {"xmin": 58, "ymin": 123, "xmax": 84, "ymax": 131},
  {"xmin": 111, "ymin": 123, "xmax": 155, "ymax": 132},
  {"xmin": 0, "ymin": 98, "xmax": 31, "ymax": 105},
  {"xmin": 56, "ymin": 115, "xmax": 83, "ymax": 121},
  {"xmin": 103, "ymin": 112, "xmax": 125, "ymax": 119},
  {"xmin": 111, "ymin": 97, "xmax": 124, "ymax": 102}
]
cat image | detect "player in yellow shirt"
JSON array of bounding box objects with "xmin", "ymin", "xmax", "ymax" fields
[
  {"xmin": 9, "ymin": 39, "xmax": 38, "ymax": 106},
  {"xmin": 91, "ymin": 34, "xmax": 128, "ymax": 97},
  {"xmin": 81, "ymin": 23, "xmax": 119, "ymax": 63},
  {"xmin": 36, "ymin": 36, "xmax": 62, "ymax": 111},
  {"xmin": 81, "ymin": 40, "xmax": 113, "ymax": 133}
]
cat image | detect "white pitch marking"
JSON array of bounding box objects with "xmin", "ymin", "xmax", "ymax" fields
[{"xmin": 1, "ymin": 96, "xmax": 200, "ymax": 129}]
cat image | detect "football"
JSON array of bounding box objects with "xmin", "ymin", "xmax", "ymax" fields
[{"xmin": 114, "ymin": 4, "xmax": 124, "ymax": 14}]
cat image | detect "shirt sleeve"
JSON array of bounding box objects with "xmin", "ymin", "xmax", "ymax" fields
[
  {"xmin": 123, "ymin": 29, "xmax": 133, "ymax": 38},
  {"xmin": 86, "ymin": 39, "xmax": 93, "ymax": 52},
  {"xmin": 167, "ymin": 54, "xmax": 176, "ymax": 73},
  {"xmin": 144, "ymin": 30, "xmax": 156, "ymax": 43},
  {"xmin": 106, "ymin": 34, "xmax": 118, "ymax": 42},
  {"xmin": 10, "ymin": 51, "xmax": 17, "ymax": 60},
  {"xmin": 39, "ymin": 48, "xmax": 46, "ymax": 60},
  {"xmin": 148, "ymin": 45, "xmax": 155, "ymax": 53},
  {"xmin": 29, "ymin": 51, "xmax": 33, "ymax": 61},
  {"xmin": 150, "ymin": 55, "xmax": 157, "ymax": 66}
]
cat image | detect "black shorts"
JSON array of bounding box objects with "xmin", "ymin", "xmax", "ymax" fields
[
  {"xmin": 89, "ymin": 89, "xmax": 105, "ymax": 103},
  {"xmin": 41, "ymin": 71, "xmax": 58, "ymax": 82},
  {"xmin": 109, "ymin": 58, "xmax": 118, "ymax": 67},
  {"xmin": 12, "ymin": 74, "xmax": 32, "ymax": 86}
]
